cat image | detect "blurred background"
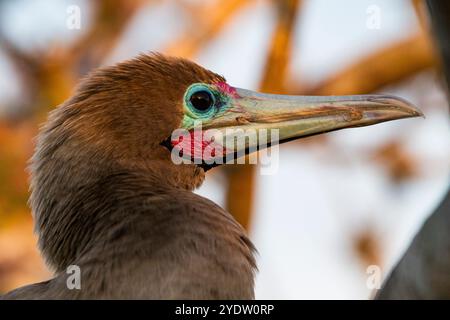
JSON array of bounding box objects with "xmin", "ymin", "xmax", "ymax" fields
[{"xmin": 0, "ymin": 0, "xmax": 448, "ymax": 299}]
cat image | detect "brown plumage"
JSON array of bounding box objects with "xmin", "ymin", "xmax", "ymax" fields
[
  {"xmin": 1, "ymin": 53, "xmax": 421, "ymax": 299},
  {"xmin": 3, "ymin": 54, "xmax": 255, "ymax": 299}
]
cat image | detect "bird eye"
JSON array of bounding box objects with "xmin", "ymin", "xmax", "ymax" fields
[{"xmin": 189, "ymin": 90, "xmax": 214, "ymax": 112}]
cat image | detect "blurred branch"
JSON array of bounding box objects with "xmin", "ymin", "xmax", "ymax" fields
[
  {"xmin": 0, "ymin": 216, "xmax": 50, "ymax": 292},
  {"xmin": 298, "ymin": 33, "xmax": 436, "ymax": 95},
  {"xmin": 225, "ymin": 0, "xmax": 301, "ymax": 230},
  {"xmin": 0, "ymin": 37, "xmax": 39, "ymax": 118},
  {"xmin": 260, "ymin": 0, "xmax": 301, "ymax": 93},
  {"xmin": 70, "ymin": 0, "xmax": 146, "ymax": 74},
  {"xmin": 0, "ymin": 0, "xmax": 145, "ymax": 119},
  {"xmin": 411, "ymin": 0, "xmax": 429, "ymax": 31},
  {"xmin": 353, "ymin": 228, "xmax": 382, "ymax": 268},
  {"xmin": 425, "ymin": 0, "xmax": 450, "ymax": 95},
  {"xmin": 377, "ymin": 0, "xmax": 450, "ymax": 299},
  {"xmin": 165, "ymin": 0, "xmax": 252, "ymax": 58},
  {"xmin": 372, "ymin": 141, "xmax": 419, "ymax": 183}
]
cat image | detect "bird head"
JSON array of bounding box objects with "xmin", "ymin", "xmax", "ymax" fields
[{"xmin": 33, "ymin": 53, "xmax": 423, "ymax": 192}]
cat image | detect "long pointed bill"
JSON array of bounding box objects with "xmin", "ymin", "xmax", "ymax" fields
[{"xmin": 171, "ymin": 87, "xmax": 423, "ymax": 166}]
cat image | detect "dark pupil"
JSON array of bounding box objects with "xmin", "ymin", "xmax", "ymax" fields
[{"xmin": 190, "ymin": 90, "xmax": 212, "ymax": 111}]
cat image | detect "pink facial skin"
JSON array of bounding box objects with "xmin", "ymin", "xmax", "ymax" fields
[
  {"xmin": 170, "ymin": 82, "xmax": 239, "ymax": 163},
  {"xmin": 215, "ymin": 82, "xmax": 239, "ymax": 98},
  {"xmin": 171, "ymin": 130, "xmax": 228, "ymax": 162}
]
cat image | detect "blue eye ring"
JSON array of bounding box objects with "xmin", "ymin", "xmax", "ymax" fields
[{"xmin": 184, "ymin": 84, "xmax": 216, "ymax": 118}]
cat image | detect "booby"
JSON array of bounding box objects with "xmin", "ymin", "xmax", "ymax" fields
[{"xmin": 1, "ymin": 53, "xmax": 422, "ymax": 299}]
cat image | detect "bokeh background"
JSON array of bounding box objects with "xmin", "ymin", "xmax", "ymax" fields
[{"xmin": 0, "ymin": 0, "xmax": 448, "ymax": 299}]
